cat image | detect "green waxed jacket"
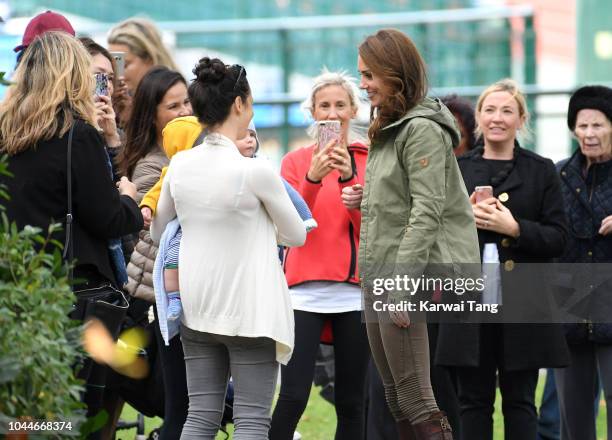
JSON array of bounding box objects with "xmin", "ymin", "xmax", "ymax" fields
[{"xmin": 359, "ymin": 97, "xmax": 481, "ymax": 299}]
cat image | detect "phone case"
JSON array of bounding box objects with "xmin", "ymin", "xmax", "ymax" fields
[
  {"xmin": 109, "ymin": 51, "xmax": 125, "ymax": 78},
  {"xmin": 94, "ymin": 73, "xmax": 109, "ymax": 97},
  {"xmin": 474, "ymin": 186, "xmax": 493, "ymax": 203},
  {"xmin": 317, "ymin": 121, "xmax": 341, "ymax": 149}
]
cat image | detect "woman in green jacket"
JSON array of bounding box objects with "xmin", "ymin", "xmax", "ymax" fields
[{"xmin": 356, "ymin": 28, "xmax": 480, "ymax": 440}]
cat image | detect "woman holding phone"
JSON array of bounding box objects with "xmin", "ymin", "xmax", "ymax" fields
[
  {"xmin": 356, "ymin": 29, "xmax": 480, "ymax": 439},
  {"xmin": 108, "ymin": 18, "xmax": 177, "ymax": 126},
  {"xmin": 269, "ymin": 70, "xmax": 370, "ymax": 440},
  {"xmin": 80, "ymin": 38, "xmax": 122, "ymax": 153},
  {"xmin": 436, "ymin": 79, "xmax": 569, "ymax": 440},
  {"xmin": 0, "ymin": 31, "xmax": 143, "ymax": 432}
]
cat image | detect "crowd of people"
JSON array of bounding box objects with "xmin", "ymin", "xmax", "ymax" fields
[{"xmin": 1, "ymin": 10, "xmax": 611, "ymax": 440}]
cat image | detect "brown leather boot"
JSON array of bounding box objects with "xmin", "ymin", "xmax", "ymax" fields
[
  {"xmin": 396, "ymin": 419, "xmax": 416, "ymax": 440},
  {"xmin": 412, "ymin": 411, "xmax": 453, "ymax": 440}
]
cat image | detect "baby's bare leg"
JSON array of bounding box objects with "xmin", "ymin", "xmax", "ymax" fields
[{"xmin": 164, "ymin": 268, "xmax": 179, "ymax": 292}]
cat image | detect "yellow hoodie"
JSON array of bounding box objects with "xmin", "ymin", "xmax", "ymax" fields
[{"xmin": 140, "ymin": 116, "xmax": 204, "ymax": 214}]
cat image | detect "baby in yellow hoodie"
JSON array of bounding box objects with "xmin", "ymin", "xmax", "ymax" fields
[
  {"xmin": 141, "ymin": 116, "xmax": 202, "ymax": 319},
  {"xmin": 146, "ymin": 116, "xmax": 316, "ymax": 320}
]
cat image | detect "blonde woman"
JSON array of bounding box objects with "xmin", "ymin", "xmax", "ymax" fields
[
  {"xmin": 270, "ymin": 70, "xmax": 370, "ymax": 439},
  {"xmin": 108, "ymin": 17, "xmax": 177, "ymax": 124},
  {"xmin": 436, "ymin": 79, "xmax": 570, "ymax": 440},
  {"xmin": 0, "ymin": 32, "xmax": 142, "ymax": 429}
]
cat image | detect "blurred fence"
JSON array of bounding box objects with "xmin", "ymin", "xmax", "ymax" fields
[{"xmin": 71, "ymin": 4, "xmax": 536, "ymax": 152}]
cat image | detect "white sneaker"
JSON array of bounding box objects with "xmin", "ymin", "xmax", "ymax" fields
[{"xmin": 293, "ymin": 432, "xmax": 302, "ymax": 440}]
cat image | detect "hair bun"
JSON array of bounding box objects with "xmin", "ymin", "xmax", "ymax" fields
[{"xmin": 193, "ymin": 57, "xmax": 227, "ymax": 84}]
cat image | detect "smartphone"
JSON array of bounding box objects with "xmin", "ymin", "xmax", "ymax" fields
[
  {"xmin": 316, "ymin": 120, "xmax": 341, "ymax": 150},
  {"xmin": 474, "ymin": 185, "xmax": 494, "ymax": 203},
  {"xmin": 94, "ymin": 72, "xmax": 109, "ymax": 97},
  {"xmin": 109, "ymin": 51, "xmax": 125, "ymax": 77}
]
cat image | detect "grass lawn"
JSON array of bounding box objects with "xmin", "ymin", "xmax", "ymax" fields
[{"xmin": 116, "ymin": 370, "xmax": 607, "ymax": 439}]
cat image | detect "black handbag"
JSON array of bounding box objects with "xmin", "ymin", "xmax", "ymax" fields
[{"xmin": 63, "ymin": 124, "xmax": 129, "ymax": 340}]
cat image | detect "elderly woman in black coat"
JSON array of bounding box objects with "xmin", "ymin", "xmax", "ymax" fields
[
  {"xmin": 554, "ymin": 85, "xmax": 612, "ymax": 440},
  {"xmin": 436, "ymin": 79, "xmax": 570, "ymax": 440}
]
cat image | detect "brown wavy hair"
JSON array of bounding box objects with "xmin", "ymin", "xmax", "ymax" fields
[
  {"xmin": 117, "ymin": 66, "xmax": 186, "ymax": 178},
  {"xmin": 0, "ymin": 32, "xmax": 97, "ymax": 155},
  {"xmin": 358, "ymin": 29, "xmax": 428, "ymax": 142}
]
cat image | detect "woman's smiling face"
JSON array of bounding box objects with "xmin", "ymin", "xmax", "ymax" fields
[
  {"xmin": 477, "ymin": 91, "xmax": 524, "ymax": 146},
  {"xmin": 357, "ymin": 55, "xmax": 387, "ymax": 109}
]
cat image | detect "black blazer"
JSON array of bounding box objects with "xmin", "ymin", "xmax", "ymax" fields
[
  {"xmin": 436, "ymin": 146, "xmax": 570, "ymax": 370},
  {"xmin": 0, "ymin": 119, "xmax": 143, "ymax": 286}
]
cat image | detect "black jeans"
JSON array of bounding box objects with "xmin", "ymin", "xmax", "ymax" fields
[
  {"xmin": 270, "ymin": 310, "xmax": 370, "ymax": 440},
  {"xmin": 153, "ymin": 309, "xmax": 189, "ymax": 439},
  {"xmin": 455, "ymin": 324, "xmax": 538, "ymax": 440}
]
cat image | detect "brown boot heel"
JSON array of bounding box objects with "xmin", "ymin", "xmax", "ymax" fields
[{"xmin": 412, "ymin": 411, "xmax": 453, "ymax": 440}]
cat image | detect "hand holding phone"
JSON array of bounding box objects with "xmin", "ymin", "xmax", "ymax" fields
[
  {"xmin": 474, "ymin": 185, "xmax": 494, "ymax": 203},
  {"xmin": 316, "ymin": 120, "xmax": 341, "ymax": 151}
]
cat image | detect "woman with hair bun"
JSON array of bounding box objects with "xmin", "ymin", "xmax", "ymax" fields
[{"xmin": 151, "ymin": 57, "xmax": 306, "ymax": 439}]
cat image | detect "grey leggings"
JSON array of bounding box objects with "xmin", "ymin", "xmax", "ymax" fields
[
  {"xmin": 365, "ymin": 302, "xmax": 439, "ymax": 424},
  {"xmin": 179, "ymin": 325, "xmax": 278, "ymax": 440}
]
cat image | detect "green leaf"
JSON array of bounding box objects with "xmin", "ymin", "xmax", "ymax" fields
[
  {"xmin": 78, "ymin": 410, "xmax": 108, "ymax": 438},
  {"xmin": 0, "ymin": 72, "xmax": 12, "ymax": 87}
]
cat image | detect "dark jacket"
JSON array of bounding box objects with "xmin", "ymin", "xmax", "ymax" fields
[
  {"xmin": 436, "ymin": 146, "xmax": 570, "ymax": 370},
  {"xmin": 0, "ymin": 119, "xmax": 143, "ymax": 286},
  {"xmin": 557, "ymin": 150, "xmax": 612, "ymax": 263},
  {"xmin": 556, "ymin": 150, "xmax": 612, "ymax": 342}
]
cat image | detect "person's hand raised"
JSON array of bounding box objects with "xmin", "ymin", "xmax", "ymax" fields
[
  {"xmin": 95, "ymin": 95, "xmax": 121, "ymax": 148},
  {"xmin": 307, "ymin": 138, "xmax": 338, "ymax": 182}
]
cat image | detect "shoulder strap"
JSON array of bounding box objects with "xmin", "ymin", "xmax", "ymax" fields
[
  {"xmin": 191, "ymin": 128, "xmax": 207, "ymax": 149},
  {"xmin": 62, "ymin": 125, "xmax": 75, "ymax": 281}
]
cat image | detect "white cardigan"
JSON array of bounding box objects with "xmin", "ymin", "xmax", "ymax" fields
[{"xmin": 151, "ymin": 133, "xmax": 306, "ymax": 364}]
